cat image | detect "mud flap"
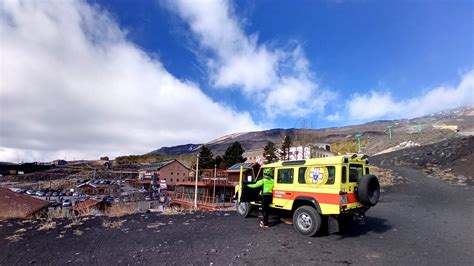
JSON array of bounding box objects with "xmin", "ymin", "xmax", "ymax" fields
[{"xmin": 328, "ymin": 216, "xmax": 340, "ymax": 234}]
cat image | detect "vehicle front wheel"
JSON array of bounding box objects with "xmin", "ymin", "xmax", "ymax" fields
[
  {"xmin": 293, "ymin": 206, "xmax": 321, "ymax": 236},
  {"xmin": 236, "ymin": 201, "xmax": 252, "ymax": 218}
]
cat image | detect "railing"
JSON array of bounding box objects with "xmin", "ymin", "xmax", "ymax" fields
[{"xmin": 168, "ymin": 192, "xmax": 234, "ymax": 207}]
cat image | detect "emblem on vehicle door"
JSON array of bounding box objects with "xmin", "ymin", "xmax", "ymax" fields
[{"xmin": 309, "ymin": 168, "xmax": 324, "ymax": 183}]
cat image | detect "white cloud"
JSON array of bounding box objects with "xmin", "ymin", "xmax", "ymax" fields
[
  {"xmin": 347, "ymin": 70, "xmax": 474, "ymax": 121},
  {"xmin": 0, "ymin": 0, "xmax": 260, "ymax": 162},
  {"xmin": 326, "ymin": 112, "xmax": 341, "ymax": 122},
  {"xmin": 164, "ymin": 0, "xmax": 334, "ymax": 117}
]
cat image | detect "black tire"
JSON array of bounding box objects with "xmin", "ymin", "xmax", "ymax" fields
[
  {"xmin": 293, "ymin": 206, "xmax": 321, "ymax": 236},
  {"xmin": 357, "ymin": 175, "xmax": 380, "ymax": 207},
  {"xmin": 236, "ymin": 201, "xmax": 252, "ymax": 218}
]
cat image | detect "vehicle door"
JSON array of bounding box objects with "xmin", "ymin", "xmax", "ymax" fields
[
  {"xmin": 238, "ymin": 166, "xmax": 259, "ymax": 203},
  {"xmin": 272, "ymin": 168, "xmax": 295, "ymax": 209},
  {"xmin": 340, "ymin": 164, "xmax": 364, "ymax": 194}
]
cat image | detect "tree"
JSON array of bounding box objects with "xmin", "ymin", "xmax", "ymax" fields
[
  {"xmin": 213, "ymin": 155, "xmax": 223, "ymax": 168},
  {"xmin": 222, "ymin": 141, "xmax": 246, "ymax": 168},
  {"xmin": 280, "ymin": 135, "xmax": 292, "ymax": 160},
  {"xmin": 198, "ymin": 145, "xmax": 215, "ymax": 169},
  {"xmin": 263, "ymin": 141, "xmax": 278, "ymax": 163}
]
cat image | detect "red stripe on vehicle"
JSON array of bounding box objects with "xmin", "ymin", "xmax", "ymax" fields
[
  {"xmin": 347, "ymin": 193, "xmax": 358, "ymax": 204},
  {"xmin": 272, "ymin": 191, "xmax": 359, "ymax": 205}
]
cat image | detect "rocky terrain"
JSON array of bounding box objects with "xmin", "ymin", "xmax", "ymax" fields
[{"xmin": 372, "ymin": 136, "xmax": 474, "ymax": 185}]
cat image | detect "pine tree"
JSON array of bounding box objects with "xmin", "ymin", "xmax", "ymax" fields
[
  {"xmin": 280, "ymin": 135, "xmax": 292, "ymax": 160},
  {"xmin": 198, "ymin": 145, "xmax": 215, "ymax": 169},
  {"xmin": 222, "ymin": 141, "xmax": 246, "ymax": 168},
  {"xmin": 213, "ymin": 155, "xmax": 223, "ymax": 168},
  {"xmin": 263, "ymin": 141, "xmax": 278, "ymax": 163}
]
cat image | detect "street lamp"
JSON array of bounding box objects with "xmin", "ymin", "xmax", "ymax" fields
[
  {"xmin": 355, "ymin": 133, "xmax": 363, "ymax": 153},
  {"xmin": 213, "ymin": 164, "xmax": 217, "ymax": 203},
  {"xmin": 193, "ymin": 154, "xmax": 199, "ymax": 209}
]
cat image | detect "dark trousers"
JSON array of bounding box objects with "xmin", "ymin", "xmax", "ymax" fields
[{"xmin": 261, "ymin": 194, "xmax": 272, "ymax": 226}]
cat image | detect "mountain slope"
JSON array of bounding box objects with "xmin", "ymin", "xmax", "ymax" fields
[{"xmin": 146, "ymin": 106, "xmax": 474, "ymax": 156}]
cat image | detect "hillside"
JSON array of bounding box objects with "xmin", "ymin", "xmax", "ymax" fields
[{"xmin": 146, "ymin": 106, "xmax": 474, "ymax": 156}]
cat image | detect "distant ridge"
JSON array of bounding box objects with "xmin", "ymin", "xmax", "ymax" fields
[{"xmin": 146, "ymin": 106, "xmax": 474, "ymax": 156}]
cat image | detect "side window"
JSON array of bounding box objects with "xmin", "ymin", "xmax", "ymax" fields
[
  {"xmin": 341, "ymin": 166, "xmax": 347, "ymax": 183},
  {"xmin": 257, "ymin": 167, "xmax": 274, "ymax": 181},
  {"xmin": 325, "ymin": 166, "xmax": 335, "ymax": 185},
  {"xmin": 277, "ymin": 168, "xmax": 294, "ymax": 184},
  {"xmin": 365, "ymin": 167, "xmax": 370, "ymax": 175},
  {"xmin": 298, "ymin": 167, "xmax": 307, "ymax": 184},
  {"xmin": 349, "ymin": 164, "xmax": 363, "ymax": 182}
]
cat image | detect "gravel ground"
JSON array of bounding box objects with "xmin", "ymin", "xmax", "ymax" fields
[{"xmin": 1, "ymin": 166, "xmax": 473, "ymax": 265}]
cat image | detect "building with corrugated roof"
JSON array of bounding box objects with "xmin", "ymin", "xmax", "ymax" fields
[
  {"xmin": 137, "ymin": 159, "xmax": 191, "ymax": 189},
  {"xmin": 0, "ymin": 187, "xmax": 49, "ymax": 219}
]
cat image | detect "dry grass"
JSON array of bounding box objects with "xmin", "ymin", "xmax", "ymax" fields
[
  {"xmin": 15, "ymin": 228, "xmax": 27, "ymax": 234},
  {"xmin": 162, "ymin": 206, "xmax": 193, "ymax": 216},
  {"xmin": 73, "ymin": 229, "xmax": 83, "ymax": 236},
  {"xmin": 38, "ymin": 221, "xmax": 57, "ymax": 231},
  {"xmin": 46, "ymin": 208, "xmax": 71, "ymax": 219},
  {"xmin": 102, "ymin": 219, "xmax": 126, "ymax": 229},
  {"xmin": 370, "ymin": 166, "xmax": 402, "ymax": 190},
  {"xmin": 5, "ymin": 226, "xmax": 28, "ymax": 242},
  {"xmin": 105, "ymin": 204, "xmax": 137, "ymax": 217},
  {"xmin": 74, "ymin": 206, "xmax": 93, "ymax": 217},
  {"xmin": 64, "ymin": 218, "xmax": 83, "ymax": 228},
  {"xmin": 146, "ymin": 222, "xmax": 167, "ymax": 229},
  {"xmin": 5, "ymin": 234, "xmax": 23, "ymax": 242}
]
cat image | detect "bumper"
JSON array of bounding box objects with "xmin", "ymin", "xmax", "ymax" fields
[{"xmin": 340, "ymin": 206, "xmax": 369, "ymax": 216}]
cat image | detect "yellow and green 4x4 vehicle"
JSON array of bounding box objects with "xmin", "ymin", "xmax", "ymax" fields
[{"xmin": 235, "ymin": 155, "xmax": 380, "ymax": 236}]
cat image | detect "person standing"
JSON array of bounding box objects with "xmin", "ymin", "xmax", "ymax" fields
[{"xmin": 248, "ymin": 168, "xmax": 274, "ymax": 228}]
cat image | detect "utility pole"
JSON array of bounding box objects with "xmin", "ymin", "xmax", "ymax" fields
[
  {"xmin": 213, "ymin": 164, "xmax": 217, "ymax": 204},
  {"xmin": 355, "ymin": 133, "xmax": 363, "ymax": 153},
  {"xmin": 194, "ymin": 155, "xmax": 199, "ymax": 209}
]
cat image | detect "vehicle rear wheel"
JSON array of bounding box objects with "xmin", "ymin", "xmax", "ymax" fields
[
  {"xmin": 293, "ymin": 206, "xmax": 321, "ymax": 236},
  {"xmin": 236, "ymin": 201, "xmax": 252, "ymax": 218}
]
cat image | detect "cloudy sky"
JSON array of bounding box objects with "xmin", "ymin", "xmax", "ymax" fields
[{"xmin": 0, "ymin": 0, "xmax": 473, "ymax": 162}]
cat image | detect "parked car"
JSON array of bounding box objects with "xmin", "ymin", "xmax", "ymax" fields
[
  {"xmin": 35, "ymin": 191, "xmax": 45, "ymax": 197},
  {"xmin": 26, "ymin": 190, "xmax": 35, "ymax": 195},
  {"xmin": 45, "ymin": 192, "xmax": 52, "ymax": 197},
  {"xmin": 59, "ymin": 192, "xmax": 66, "ymax": 196},
  {"xmin": 114, "ymin": 198, "xmax": 120, "ymax": 203},
  {"xmin": 72, "ymin": 192, "xmax": 80, "ymax": 197},
  {"xmin": 62, "ymin": 199, "xmax": 72, "ymax": 207},
  {"xmin": 145, "ymin": 196, "xmax": 152, "ymax": 201},
  {"xmin": 103, "ymin": 196, "xmax": 114, "ymax": 204},
  {"xmin": 94, "ymin": 195, "xmax": 102, "ymax": 200},
  {"xmin": 52, "ymin": 192, "xmax": 58, "ymax": 197},
  {"xmin": 123, "ymin": 197, "xmax": 130, "ymax": 202},
  {"xmin": 49, "ymin": 200, "xmax": 61, "ymax": 207}
]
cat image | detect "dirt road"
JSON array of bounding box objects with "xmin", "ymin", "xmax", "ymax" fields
[{"xmin": 1, "ymin": 166, "xmax": 473, "ymax": 265}]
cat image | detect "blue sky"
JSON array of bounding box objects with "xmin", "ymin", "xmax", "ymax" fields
[
  {"xmin": 1, "ymin": 0, "xmax": 473, "ymax": 161},
  {"xmin": 93, "ymin": 0, "xmax": 473, "ymax": 128}
]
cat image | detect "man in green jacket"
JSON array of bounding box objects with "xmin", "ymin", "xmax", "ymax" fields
[{"xmin": 248, "ymin": 168, "xmax": 274, "ymax": 228}]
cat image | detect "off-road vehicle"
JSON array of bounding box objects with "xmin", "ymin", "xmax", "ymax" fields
[{"xmin": 235, "ymin": 154, "xmax": 380, "ymax": 236}]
